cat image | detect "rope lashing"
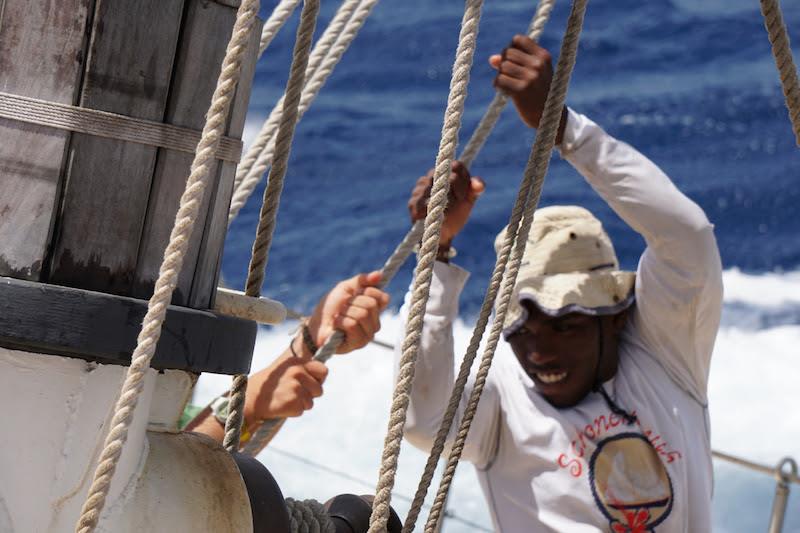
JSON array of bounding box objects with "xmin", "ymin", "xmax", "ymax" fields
[
  {"xmin": 233, "ymin": 0, "xmax": 363, "ymax": 198},
  {"xmin": 760, "ymin": 0, "xmax": 800, "ymax": 146},
  {"xmin": 223, "ymin": 0, "xmax": 322, "ymax": 452},
  {"xmin": 0, "ymin": 91, "xmax": 242, "ymax": 162},
  {"xmin": 285, "ymin": 498, "xmax": 337, "ymax": 533},
  {"xmin": 229, "ymin": 0, "xmax": 381, "ymax": 223},
  {"xmin": 73, "ymin": 1, "xmax": 261, "ymax": 531},
  {"xmin": 424, "ymin": 2, "xmax": 589, "ymax": 531},
  {"xmin": 241, "ymin": 222, "xmax": 424, "ymax": 456},
  {"xmin": 259, "ymin": 0, "xmax": 303, "ymax": 57},
  {"xmin": 367, "ymin": 1, "xmax": 485, "ymax": 531},
  {"xmin": 402, "ymin": 2, "xmax": 558, "ymax": 530}
]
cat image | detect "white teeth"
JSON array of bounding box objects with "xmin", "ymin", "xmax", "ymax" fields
[{"xmin": 536, "ymin": 372, "xmax": 567, "ymax": 384}]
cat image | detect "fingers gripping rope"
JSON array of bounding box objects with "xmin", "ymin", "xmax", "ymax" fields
[
  {"xmin": 223, "ymin": 0, "xmax": 322, "ymax": 453},
  {"xmin": 367, "ymin": 0, "xmax": 486, "ymax": 531},
  {"xmin": 424, "ymin": 2, "xmax": 590, "ymax": 531},
  {"xmin": 241, "ymin": 220, "xmax": 423, "ymax": 456},
  {"xmin": 73, "ymin": 1, "xmax": 261, "ymax": 531}
]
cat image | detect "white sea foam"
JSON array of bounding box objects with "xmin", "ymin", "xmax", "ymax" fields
[{"xmin": 193, "ymin": 269, "xmax": 800, "ymax": 531}]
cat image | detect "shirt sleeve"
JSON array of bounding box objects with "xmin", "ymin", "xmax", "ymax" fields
[
  {"xmin": 396, "ymin": 261, "xmax": 502, "ymax": 469},
  {"xmin": 559, "ymin": 108, "xmax": 723, "ymax": 404}
]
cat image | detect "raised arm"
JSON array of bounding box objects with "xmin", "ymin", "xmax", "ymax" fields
[
  {"xmin": 494, "ymin": 35, "xmax": 723, "ymax": 402},
  {"xmin": 399, "ymin": 164, "xmax": 500, "ymax": 468}
]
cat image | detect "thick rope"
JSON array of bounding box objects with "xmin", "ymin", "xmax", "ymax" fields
[
  {"xmin": 368, "ymin": 1, "xmax": 485, "ymax": 530},
  {"xmin": 241, "ymin": 220, "xmax": 424, "ymax": 456},
  {"xmin": 229, "ymin": 0, "xmax": 380, "ymax": 223},
  {"xmin": 285, "ymin": 498, "xmax": 336, "ymax": 533},
  {"xmin": 259, "ymin": 0, "xmax": 303, "ymax": 56},
  {"xmin": 402, "ymin": 4, "xmax": 558, "ymax": 531},
  {"xmin": 760, "ymin": 0, "xmax": 800, "ymax": 146},
  {"xmin": 223, "ymin": 0, "xmax": 321, "ymax": 452},
  {"xmin": 233, "ymin": 0, "xmax": 362, "ymax": 197},
  {"xmin": 73, "ymin": 1, "xmax": 261, "ymax": 531},
  {"xmin": 424, "ymin": 2, "xmax": 589, "ymax": 531},
  {"xmin": 459, "ymin": 0, "xmax": 556, "ymax": 167}
]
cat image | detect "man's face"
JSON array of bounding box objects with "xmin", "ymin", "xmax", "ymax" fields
[{"xmin": 506, "ymin": 303, "xmax": 624, "ymax": 407}]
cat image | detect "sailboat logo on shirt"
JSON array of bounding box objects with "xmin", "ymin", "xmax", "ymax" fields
[{"xmin": 589, "ymin": 432, "xmax": 674, "ymax": 533}]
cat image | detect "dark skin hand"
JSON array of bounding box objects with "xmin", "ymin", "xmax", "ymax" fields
[
  {"xmin": 490, "ymin": 35, "xmax": 569, "ymax": 145},
  {"xmin": 408, "ymin": 160, "xmax": 485, "ymax": 249},
  {"xmin": 507, "ymin": 303, "xmax": 629, "ymax": 407}
]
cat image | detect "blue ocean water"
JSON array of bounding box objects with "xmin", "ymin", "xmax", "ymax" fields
[{"xmin": 216, "ymin": 0, "xmax": 800, "ymax": 531}]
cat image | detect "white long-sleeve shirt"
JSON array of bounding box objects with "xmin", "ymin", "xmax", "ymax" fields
[{"xmin": 397, "ymin": 109, "xmax": 723, "ymax": 532}]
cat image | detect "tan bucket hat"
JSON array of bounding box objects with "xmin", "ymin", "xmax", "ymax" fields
[{"xmin": 495, "ymin": 205, "xmax": 636, "ymax": 338}]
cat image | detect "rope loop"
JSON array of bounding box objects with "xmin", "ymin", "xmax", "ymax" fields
[{"xmin": 285, "ymin": 498, "xmax": 336, "ymax": 533}]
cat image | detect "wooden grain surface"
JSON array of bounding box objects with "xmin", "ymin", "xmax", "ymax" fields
[
  {"xmin": 0, "ymin": 0, "xmax": 92, "ymax": 280},
  {"xmin": 48, "ymin": 0, "xmax": 185, "ymax": 295}
]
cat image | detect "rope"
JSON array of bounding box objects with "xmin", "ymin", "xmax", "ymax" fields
[
  {"xmin": 229, "ymin": 0, "xmax": 380, "ymax": 223},
  {"xmin": 0, "ymin": 91, "xmax": 242, "ymax": 162},
  {"xmin": 73, "ymin": 1, "xmax": 261, "ymax": 531},
  {"xmin": 760, "ymin": 0, "xmax": 800, "ymax": 146},
  {"xmin": 285, "ymin": 498, "xmax": 336, "ymax": 533},
  {"xmin": 233, "ymin": 0, "xmax": 362, "ymax": 197},
  {"xmin": 241, "ymin": 219, "xmax": 424, "ymax": 456},
  {"xmin": 424, "ymin": 2, "xmax": 589, "ymax": 530},
  {"xmin": 259, "ymin": 0, "xmax": 303, "ymax": 56},
  {"xmin": 223, "ymin": 0, "xmax": 321, "ymax": 452},
  {"xmin": 368, "ymin": 1, "xmax": 485, "ymax": 530},
  {"xmin": 402, "ymin": 4, "xmax": 558, "ymax": 530},
  {"xmin": 458, "ymin": 0, "xmax": 557, "ymax": 167}
]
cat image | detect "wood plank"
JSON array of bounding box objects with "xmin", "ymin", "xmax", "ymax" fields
[
  {"xmin": 0, "ymin": 0, "xmax": 93, "ymax": 280},
  {"xmin": 132, "ymin": 0, "xmax": 238, "ymax": 306},
  {"xmin": 189, "ymin": 12, "xmax": 263, "ymax": 309},
  {"xmin": 47, "ymin": 0, "xmax": 185, "ymax": 295},
  {"xmin": 0, "ymin": 276, "xmax": 256, "ymax": 374}
]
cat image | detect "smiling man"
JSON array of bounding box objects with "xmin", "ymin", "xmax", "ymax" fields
[{"xmin": 399, "ymin": 36, "xmax": 722, "ymax": 532}]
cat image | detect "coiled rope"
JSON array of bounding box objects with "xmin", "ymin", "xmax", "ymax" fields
[
  {"xmin": 73, "ymin": 1, "xmax": 261, "ymax": 531},
  {"xmin": 223, "ymin": 0, "xmax": 322, "ymax": 452},
  {"xmin": 285, "ymin": 498, "xmax": 336, "ymax": 533},
  {"xmin": 424, "ymin": 1, "xmax": 589, "ymax": 531},
  {"xmin": 402, "ymin": 1, "xmax": 557, "ymax": 530},
  {"xmin": 367, "ymin": 0, "xmax": 485, "ymax": 530},
  {"xmin": 759, "ymin": 0, "xmax": 800, "ymax": 146}
]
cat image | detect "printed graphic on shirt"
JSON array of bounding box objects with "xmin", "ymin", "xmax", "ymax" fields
[
  {"xmin": 589, "ymin": 433, "xmax": 674, "ymax": 533},
  {"xmin": 556, "ymin": 411, "xmax": 683, "ymax": 478}
]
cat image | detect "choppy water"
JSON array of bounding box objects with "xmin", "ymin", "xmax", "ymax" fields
[{"xmin": 204, "ymin": 0, "xmax": 800, "ymax": 530}]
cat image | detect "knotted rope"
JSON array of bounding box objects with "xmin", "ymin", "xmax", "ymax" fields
[
  {"xmin": 424, "ymin": 2, "xmax": 589, "ymax": 531},
  {"xmin": 223, "ymin": 0, "xmax": 321, "ymax": 452},
  {"xmin": 73, "ymin": 1, "xmax": 261, "ymax": 531},
  {"xmin": 760, "ymin": 0, "xmax": 800, "ymax": 146},
  {"xmin": 285, "ymin": 498, "xmax": 336, "ymax": 533},
  {"xmin": 367, "ymin": 1, "xmax": 485, "ymax": 530},
  {"xmin": 402, "ymin": 2, "xmax": 557, "ymax": 530},
  {"xmin": 229, "ymin": 0, "xmax": 380, "ymax": 223}
]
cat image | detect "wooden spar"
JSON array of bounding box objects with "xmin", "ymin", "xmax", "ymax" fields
[
  {"xmin": 190, "ymin": 7, "xmax": 262, "ymax": 309},
  {"xmin": 132, "ymin": 0, "xmax": 261, "ymax": 308},
  {"xmin": 47, "ymin": 0, "xmax": 185, "ymax": 295},
  {"xmin": 0, "ymin": 0, "xmax": 93, "ymax": 280}
]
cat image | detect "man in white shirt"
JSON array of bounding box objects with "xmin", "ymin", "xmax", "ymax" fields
[{"xmin": 401, "ymin": 36, "xmax": 722, "ymax": 532}]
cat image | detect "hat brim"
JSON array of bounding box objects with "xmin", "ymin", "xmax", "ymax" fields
[{"xmin": 503, "ymin": 270, "xmax": 636, "ymax": 339}]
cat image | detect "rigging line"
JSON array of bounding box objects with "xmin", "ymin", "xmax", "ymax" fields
[
  {"xmin": 73, "ymin": 1, "xmax": 262, "ymax": 531},
  {"xmin": 265, "ymin": 446, "xmax": 493, "ymax": 532}
]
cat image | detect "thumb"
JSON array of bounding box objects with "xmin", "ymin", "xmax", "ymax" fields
[
  {"xmin": 468, "ymin": 176, "xmax": 485, "ymax": 202},
  {"xmin": 489, "ymin": 54, "xmax": 501, "ymax": 70},
  {"xmin": 364, "ymin": 270, "xmax": 383, "ymax": 286}
]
